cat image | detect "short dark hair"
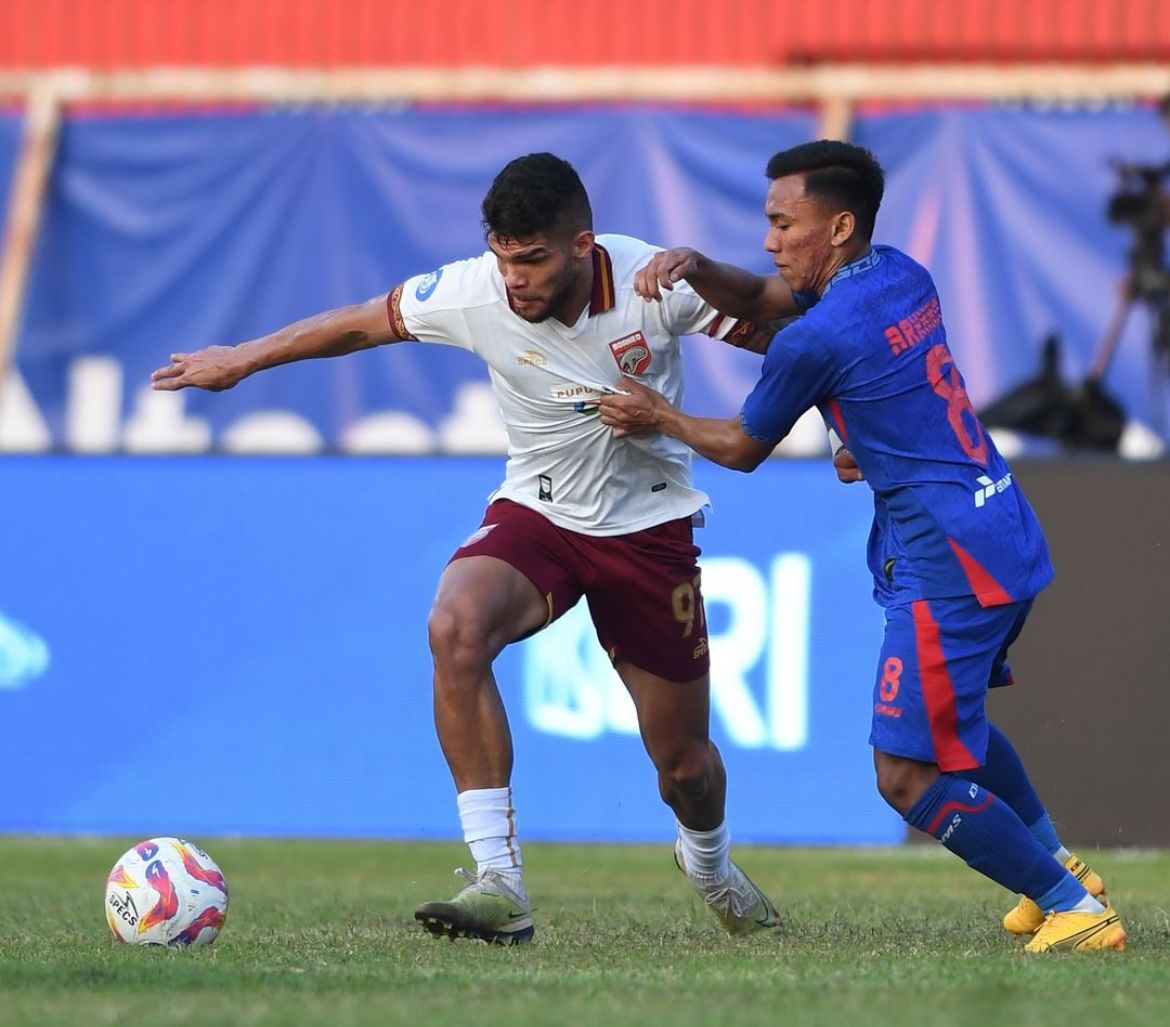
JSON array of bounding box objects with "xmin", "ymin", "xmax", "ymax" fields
[
  {"xmin": 765, "ymin": 140, "xmax": 885, "ymax": 240},
  {"xmin": 481, "ymin": 153, "xmax": 593, "ymax": 242}
]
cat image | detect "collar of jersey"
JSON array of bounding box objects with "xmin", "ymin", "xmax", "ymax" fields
[
  {"xmin": 588, "ymin": 244, "xmax": 616, "ymax": 316},
  {"xmin": 796, "ymin": 246, "xmax": 882, "ymax": 310},
  {"xmin": 823, "ymin": 247, "xmax": 882, "ymax": 297},
  {"xmin": 504, "ymin": 244, "xmax": 615, "ymax": 325}
]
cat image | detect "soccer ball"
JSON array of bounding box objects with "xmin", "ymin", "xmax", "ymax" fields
[{"xmin": 105, "ymin": 837, "xmax": 229, "ymax": 947}]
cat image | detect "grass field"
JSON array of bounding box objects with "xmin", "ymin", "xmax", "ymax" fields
[{"xmin": 0, "ymin": 839, "xmax": 1167, "ymax": 1027}]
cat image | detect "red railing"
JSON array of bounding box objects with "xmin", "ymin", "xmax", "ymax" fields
[{"xmin": 2, "ymin": 0, "xmax": 1169, "ymax": 69}]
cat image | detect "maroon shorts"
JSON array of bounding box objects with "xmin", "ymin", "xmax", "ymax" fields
[{"xmin": 449, "ymin": 499, "xmax": 710, "ymax": 683}]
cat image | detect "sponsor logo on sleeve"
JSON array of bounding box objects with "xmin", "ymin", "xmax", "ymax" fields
[
  {"xmin": 974, "ymin": 471, "xmax": 1013, "ymax": 508},
  {"xmin": 415, "ymin": 269, "xmax": 444, "ymax": 302}
]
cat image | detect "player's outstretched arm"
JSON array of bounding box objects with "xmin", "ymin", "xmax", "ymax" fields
[
  {"xmin": 150, "ymin": 293, "xmax": 404, "ymax": 392},
  {"xmin": 634, "ymin": 247, "xmax": 799, "ymax": 322},
  {"xmin": 598, "ymin": 376, "xmax": 774, "ymax": 472}
]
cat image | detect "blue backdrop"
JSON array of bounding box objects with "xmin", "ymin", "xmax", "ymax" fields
[
  {"xmin": 0, "ymin": 114, "xmax": 18, "ymax": 223},
  {"xmin": 2, "ymin": 102, "xmax": 1167, "ymax": 452},
  {"xmin": 0, "ymin": 456, "xmax": 900, "ymax": 844}
]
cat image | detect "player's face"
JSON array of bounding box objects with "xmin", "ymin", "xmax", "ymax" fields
[
  {"xmin": 489, "ymin": 229, "xmax": 593, "ymax": 324},
  {"xmin": 763, "ymin": 175, "xmax": 850, "ymax": 295}
]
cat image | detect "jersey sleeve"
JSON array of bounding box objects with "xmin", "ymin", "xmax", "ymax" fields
[
  {"xmin": 657, "ymin": 279, "xmax": 752, "ymax": 344},
  {"xmin": 393, "ymin": 254, "xmax": 493, "ymax": 350},
  {"xmin": 740, "ymin": 322, "xmax": 840, "ymax": 444}
]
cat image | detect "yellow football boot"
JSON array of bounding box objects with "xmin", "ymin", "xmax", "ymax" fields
[
  {"xmin": 1003, "ymin": 854, "xmax": 1105, "ymax": 935},
  {"xmin": 1024, "ymin": 904, "xmax": 1127, "ymax": 953}
]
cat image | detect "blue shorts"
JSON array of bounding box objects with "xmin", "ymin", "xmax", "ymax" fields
[{"xmin": 868, "ymin": 595, "xmax": 1032, "ymax": 772}]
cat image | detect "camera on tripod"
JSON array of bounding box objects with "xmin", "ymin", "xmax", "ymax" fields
[
  {"xmin": 979, "ymin": 154, "xmax": 1170, "ymax": 453},
  {"xmin": 1104, "ymin": 159, "xmax": 1170, "ymax": 307},
  {"xmin": 1106, "ymin": 160, "xmax": 1170, "ymax": 231}
]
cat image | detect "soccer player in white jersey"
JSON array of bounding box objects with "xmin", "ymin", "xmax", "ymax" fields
[{"xmin": 151, "ymin": 152, "xmax": 782, "ymax": 945}]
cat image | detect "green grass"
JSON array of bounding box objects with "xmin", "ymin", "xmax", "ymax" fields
[{"xmin": 0, "ymin": 839, "xmax": 1167, "ymax": 1026}]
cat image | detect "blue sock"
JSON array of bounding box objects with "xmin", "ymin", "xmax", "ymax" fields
[
  {"xmin": 966, "ymin": 723, "xmax": 1063, "ymax": 855},
  {"xmin": 905, "ymin": 775, "xmax": 1078, "ymax": 905},
  {"xmin": 1033, "ymin": 870, "xmax": 1094, "ymax": 915},
  {"xmin": 1024, "ymin": 813, "xmax": 1062, "ymax": 856}
]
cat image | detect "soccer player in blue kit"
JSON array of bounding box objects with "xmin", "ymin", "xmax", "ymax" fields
[{"xmin": 598, "ymin": 140, "xmax": 1127, "ymax": 952}]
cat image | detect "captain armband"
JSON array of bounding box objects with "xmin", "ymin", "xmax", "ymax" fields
[{"xmin": 724, "ymin": 318, "xmax": 790, "ymax": 355}]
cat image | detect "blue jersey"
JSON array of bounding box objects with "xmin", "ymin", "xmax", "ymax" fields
[{"xmin": 740, "ymin": 245, "xmax": 1053, "ymax": 608}]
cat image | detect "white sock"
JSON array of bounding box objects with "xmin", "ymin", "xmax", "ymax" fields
[
  {"xmin": 676, "ymin": 819, "xmax": 731, "ymax": 883},
  {"xmin": 456, "ymin": 787, "xmax": 526, "ymax": 900},
  {"xmin": 1053, "ymin": 845, "xmax": 1072, "ymax": 863},
  {"xmin": 1070, "ymin": 893, "xmax": 1107, "ymax": 914}
]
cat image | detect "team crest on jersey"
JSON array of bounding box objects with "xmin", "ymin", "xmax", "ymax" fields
[{"xmin": 608, "ymin": 332, "xmax": 652, "ymax": 376}]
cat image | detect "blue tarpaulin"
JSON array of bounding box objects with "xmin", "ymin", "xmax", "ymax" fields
[{"xmin": 2, "ymin": 103, "xmax": 1167, "ymax": 451}]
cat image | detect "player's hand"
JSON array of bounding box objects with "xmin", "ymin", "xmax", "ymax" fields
[
  {"xmin": 634, "ymin": 248, "xmax": 702, "ymax": 302},
  {"xmin": 150, "ymin": 346, "xmax": 252, "ymax": 392},
  {"xmin": 598, "ymin": 377, "xmax": 669, "ymax": 438},
  {"xmin": 833, "ymin": 446, "xmax": 864, "ymax": 484}
]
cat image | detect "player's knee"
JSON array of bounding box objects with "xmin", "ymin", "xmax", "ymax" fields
[
  {"xmin": 875, "ymin": 772, "xmax": 912, "ymax": 814},
  {"xmin": 655, "ymin": 742, "xmax": 712, "ymax": 799},
  {"xmin": 874, "ymin": 757, "xmax": 936, "ymax": 815},
  {"xmin": 427, "ymin": 601, "xmax": 493, "ymax": 675}
]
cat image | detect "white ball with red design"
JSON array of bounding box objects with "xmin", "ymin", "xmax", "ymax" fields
[{"xmin": 105, "ymin": 837, "xmax": 229, "ymax": 947}]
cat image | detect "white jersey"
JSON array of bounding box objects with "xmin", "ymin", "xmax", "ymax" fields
[{"xmin": 394, "ymin": 234, "xmax": 747, "ymax": 536}]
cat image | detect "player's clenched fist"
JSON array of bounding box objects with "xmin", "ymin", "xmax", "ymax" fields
[
  {"xmin": 832, "ymin": 446, "xmax": 864, "ymax": 484},
  {"xmin": 634, "ymin": 248, "xmax": 703, "ymax": 301},
  {"xmin": 151, "ymin": 346, "xmax": 253, "ymax": 392},
  {"xmin": 598, "ymin": 376, "xmax": 670, "ymax": 437}
]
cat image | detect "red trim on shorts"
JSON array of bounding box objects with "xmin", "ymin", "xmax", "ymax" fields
[
  {"xmin": 947, "ymin": 538, "xmax": 1012, "ymax": 606},
  {"xmin": 911, "ymin": 599, "xmax": 979, "ymax": 771},
  {"xmin": 925, "ymin": 793, "xmax": 994, "ymax": 835}
]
